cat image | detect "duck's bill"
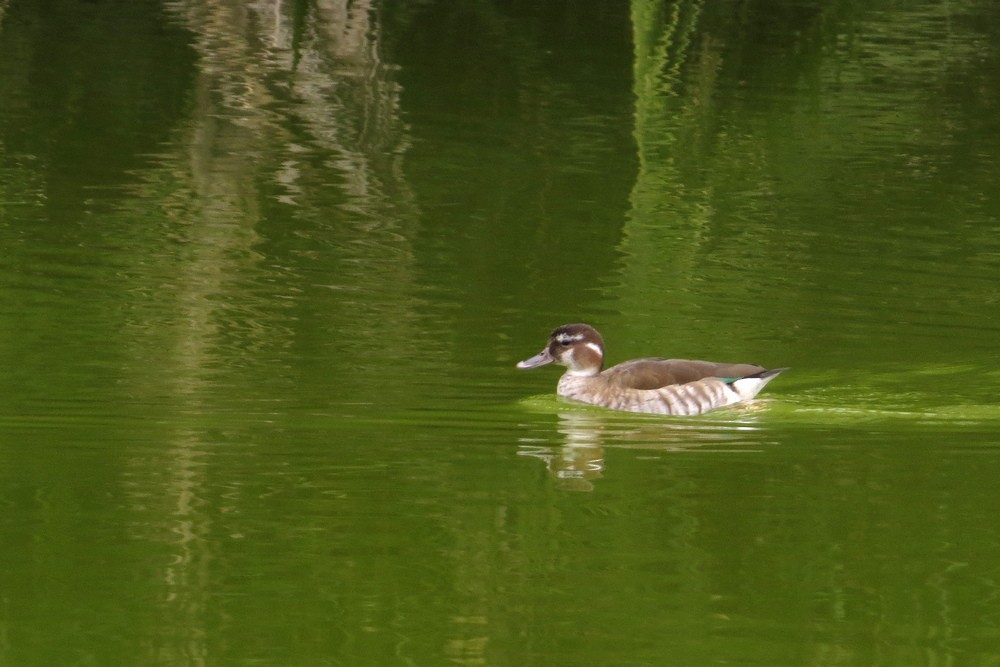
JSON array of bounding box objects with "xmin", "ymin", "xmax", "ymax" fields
[{"xmin": 516, "ymin": 349, "xmax": 553, "ymax": 369}]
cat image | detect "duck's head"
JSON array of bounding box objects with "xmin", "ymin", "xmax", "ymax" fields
[{"xmin": 516, "ymin": 323, "xmax": 605, "ymax": 376}]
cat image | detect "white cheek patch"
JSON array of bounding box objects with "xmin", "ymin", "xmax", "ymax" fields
[{"xmin": 584, "ymin": 342, "xmax": 602, "ymax": 356}]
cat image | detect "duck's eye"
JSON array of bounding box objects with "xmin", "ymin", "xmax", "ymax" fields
[{"xmin": 554, "ymin": 333, "xmax": 582, "ymax": 347}]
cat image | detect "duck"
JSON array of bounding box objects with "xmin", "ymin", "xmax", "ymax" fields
[{"xmin": 516, "ymin": 323, "xmax": 785, "ymax": 416}]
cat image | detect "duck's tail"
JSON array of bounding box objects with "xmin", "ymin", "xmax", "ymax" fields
[{"xmin": 728, "ymin": 368, "xmax": 788, "ymax": 401}]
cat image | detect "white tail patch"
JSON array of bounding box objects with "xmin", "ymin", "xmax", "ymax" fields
[{"xmin": 729, "ymin": 369, "xmax": 786, "ymax": 401}]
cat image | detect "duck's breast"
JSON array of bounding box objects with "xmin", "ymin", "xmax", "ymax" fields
[{"xmin": 557, "ymin": 373, "xmax": 741, "ymax": 416}]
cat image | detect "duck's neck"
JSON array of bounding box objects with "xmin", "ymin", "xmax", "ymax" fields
[{"xmin": 563, "ymin": 343, "xmax": 604, "ymax": 377}]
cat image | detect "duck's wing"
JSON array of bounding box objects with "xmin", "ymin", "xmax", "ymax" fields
[{"xmin": 603, "ymin": 358, "xmax": 767, "ymax": 391}]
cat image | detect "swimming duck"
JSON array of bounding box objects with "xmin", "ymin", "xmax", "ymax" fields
[{"xmin": 517, "ymin": 323, "xmax": 784, "ymax": 416}]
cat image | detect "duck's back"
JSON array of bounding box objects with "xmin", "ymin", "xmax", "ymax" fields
[{"xmin": 602, "ymin": 358, "xmax": 766, "ymax": 390}]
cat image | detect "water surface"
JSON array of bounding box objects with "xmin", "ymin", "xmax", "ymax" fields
[{"xmin": 2, "ymin": 0, "xmax": 1000, "ymax": 664}]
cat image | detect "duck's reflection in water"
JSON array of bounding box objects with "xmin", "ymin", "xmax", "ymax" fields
[{"xmin": 518, "ymin": 405, "xmax": 770, "ymax": 491}]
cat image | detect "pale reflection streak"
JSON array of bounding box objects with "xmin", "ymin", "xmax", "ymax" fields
[
  {"xmin": 121, "ymin": 2, "xmax": 411, "ymax": 662},
  {"xmin": 617, "ymin": 0, "xmax": 711, "ymax": 336},
  {"xmin": 519, "ymin": 406, "xmax": 766, "ymax": 491}
]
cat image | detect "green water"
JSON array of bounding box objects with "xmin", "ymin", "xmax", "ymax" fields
[{"xmin": 2, "ymin": 0, "xmax": 1000, "ymax": 664}]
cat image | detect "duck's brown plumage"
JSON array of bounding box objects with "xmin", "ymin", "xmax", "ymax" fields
[{"xmin": 601, "ymin": 359, "xmax": 767, "ymax": 391}]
